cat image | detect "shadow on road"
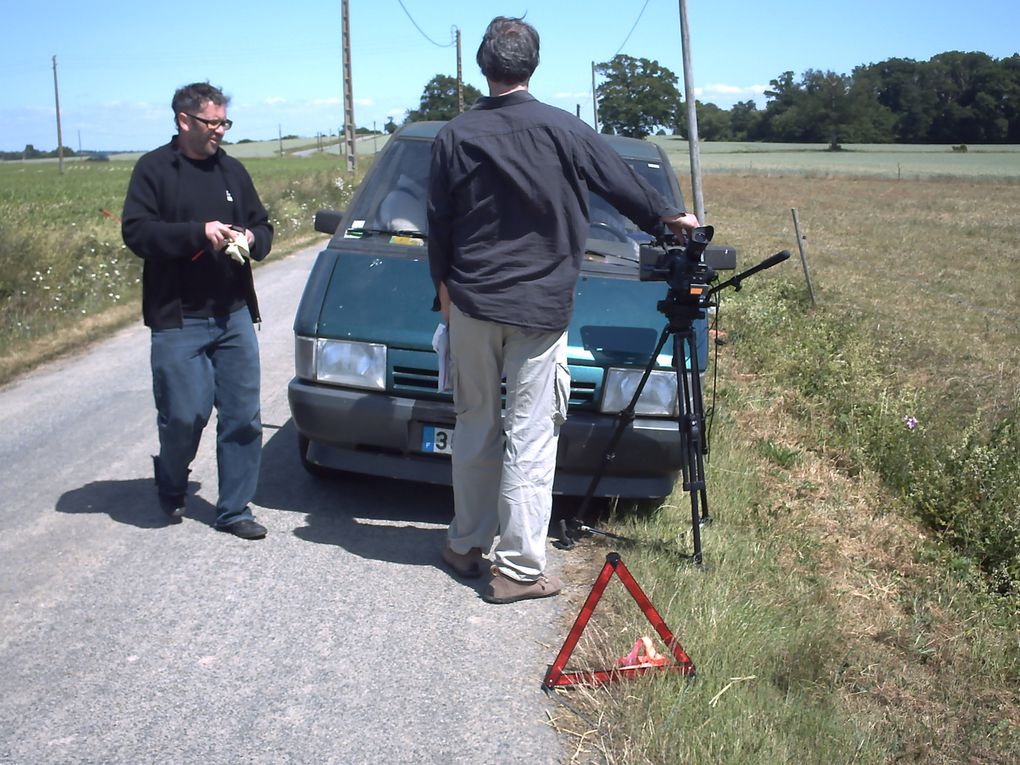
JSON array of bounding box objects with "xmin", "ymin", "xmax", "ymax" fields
[
  {"xmin": 55, "ymin": 476, "xmax": 215, "ymax": 529},
  {"xmin": 257, "ymin": 420, "xmax": 465, "ymax": 573}
]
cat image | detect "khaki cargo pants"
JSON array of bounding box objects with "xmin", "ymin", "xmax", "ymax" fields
[{"xmin": 446, "ymin": 304, "xmax": 569, "ymax": 582}]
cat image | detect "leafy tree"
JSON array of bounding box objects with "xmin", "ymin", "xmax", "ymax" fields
[
  {"xmin": 595, "ymin": 55, "xmax": 682, "ymax": 138},
  {"xmin": 405, "ymin": 75, "xmax": 482, "ymax": 123},
  {"xmin": 760, "ymin": 69, "xmax": 894, "ymax": 147},
  {"xmin": 1003, "ymin": 54, "xmax": 1020, "ymax": 142},
  {"xmin": 675, "ymin": 101, "xmax": 731, "ymax": 141},
  {"xmin": 728, "ymin": 100, "xmax": 764, "ymax": 141},
  {"xmin": 384, "ymin": 117, "xmax": 398, "ymax": 135},
  {"xmin": 926, "ymin": 51, "xmax": 1015, "ymax": 143},
  {"xmin": 855, "ymin": 57, "xmax": 937, "ymax": 143}
]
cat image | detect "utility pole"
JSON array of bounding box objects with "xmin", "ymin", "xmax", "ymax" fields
[
  {"xmin": 52, "ymin": 55, "xmax": 64, "ymax": 175},
  {"xmin": 591, "ymin": 61, "xmax": 599, "ymax": 132},
  {"xmin": 677, "ymin": 0, "xmax": 704, "ymax": 223},
  {"xmin": 455, "ymin": 27, "xmax": 464, "ymax": 113},
  {"xmin": 341, "ymin": 0, "xmax": 356, "ymax": 172}
]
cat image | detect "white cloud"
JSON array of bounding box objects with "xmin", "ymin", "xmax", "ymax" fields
[
  {"xmin": 264, "ymin": 96, "xmax": 287, "ymax": 106},
  {"xmin": 695, "ymin": 83, "xmax": 770, "ymax": 104}
]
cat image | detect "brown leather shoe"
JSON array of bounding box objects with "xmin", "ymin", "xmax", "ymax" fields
[
  {"xmin": 483, "ymin": 569, "xmax": 562, "ymax": 604},
  {"xmin": 442, "ymin": 546, "xmax": 486, "ymax": 578}
]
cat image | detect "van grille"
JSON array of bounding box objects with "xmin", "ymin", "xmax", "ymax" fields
[{"xmin": 392, "ymin": 363, "xmax": 597, "ymax": 407}]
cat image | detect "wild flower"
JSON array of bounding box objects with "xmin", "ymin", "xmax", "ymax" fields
[{"xmin": 903, "ymin": 415, "xmax": 918, "ymax": 430}]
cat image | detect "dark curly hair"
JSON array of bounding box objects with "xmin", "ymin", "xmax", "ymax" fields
[{"xmin": 476, "ymin": 17, "xmax": 540, "ymax": 85}]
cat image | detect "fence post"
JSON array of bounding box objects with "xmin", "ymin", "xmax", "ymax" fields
[{"xmin": 791, "ymin": 208, "xmax": 816, "ymax": 306}]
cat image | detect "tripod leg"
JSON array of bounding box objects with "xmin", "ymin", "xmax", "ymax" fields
[
  {"xmin": 674, "ymin": 331, "xmax": 708, "ymax": 564},
  {"xmin": 685, "ymin": 330, "xmax": 711, "ymax": 527},
  {"xmin": 555, "ymin": 325, "xmax": 673, "ymax": 549}
]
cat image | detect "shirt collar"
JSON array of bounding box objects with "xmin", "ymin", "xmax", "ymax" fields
[{"xmin": 473, "ymin": 90, "xmax": 537, "ymax": 110}]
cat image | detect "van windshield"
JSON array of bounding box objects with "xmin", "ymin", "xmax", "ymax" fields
[{"xmin": 347, "ymin": 138, "xmax": 675, "ymax": 247}]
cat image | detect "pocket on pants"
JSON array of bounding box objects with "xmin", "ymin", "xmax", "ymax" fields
[{"xmin": 553, "ymin": 362, "xmax": 570, "ymax": 425}]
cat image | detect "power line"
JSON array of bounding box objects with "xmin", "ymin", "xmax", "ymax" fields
[
  {"xmin": 613, "ymin": 0, "xmax": 653, "ymax": 57},
  {"xmin": 396, "ymin": 0, "xmax": 455, "ymax": 48}
]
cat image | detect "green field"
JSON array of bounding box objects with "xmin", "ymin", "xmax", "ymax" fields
[{"xmin": 654, "ymin": 137, "xmax": 1020, "ymax": 180}]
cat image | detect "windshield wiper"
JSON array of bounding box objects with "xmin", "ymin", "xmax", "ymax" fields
[
  {"xmin": 345, "ymin": 227, "xmax": 427, "ymax": 241},
  {"xmin": 584, "ymin": 238, "xmax": 639, "ymax": 266}
]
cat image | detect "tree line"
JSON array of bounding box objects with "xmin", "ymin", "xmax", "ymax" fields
[
  {"xmin": 404, "ymin": 50, "xmax": 1019, "ymax": 147},
  {"xmin": 0, "ymin": 144, "xmax": 81, "ymax": 161},
  {"xmin": 598, "ymin": 50, "xmax": 1020, "ymax": 145}
]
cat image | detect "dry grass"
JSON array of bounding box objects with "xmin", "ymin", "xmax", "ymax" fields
[{"xmin": 696, "ymin": 175, "xmax": 1020, "ymax": 420}]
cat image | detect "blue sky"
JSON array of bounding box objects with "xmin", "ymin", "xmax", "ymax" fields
[{"xmin": 1, "ymin": 0, "xmax": 1016, "ymax": 152}]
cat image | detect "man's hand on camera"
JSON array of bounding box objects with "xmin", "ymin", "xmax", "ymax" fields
[{"xmin": 663, "ymin": 212, "xmax": 701, "ymax": 238}]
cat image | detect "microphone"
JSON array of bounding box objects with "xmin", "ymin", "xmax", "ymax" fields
[{"xmin": 707, "ymin": 250, "xmax": 790, "ymax": 297}]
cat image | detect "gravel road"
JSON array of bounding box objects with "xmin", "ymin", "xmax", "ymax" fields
[{"xmin": 0, "ymin": 243, "xmax": 570, "ymax": 764}]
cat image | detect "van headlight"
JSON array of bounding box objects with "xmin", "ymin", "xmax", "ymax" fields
[
  {"xmin": 601, "ymin": 368, "xmax": 678, "ymax": 416},
  {"xmin": 295, "ymin": 336, "xmax": 386, "ymax": 390}
]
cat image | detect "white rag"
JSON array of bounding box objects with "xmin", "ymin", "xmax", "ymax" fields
[
  {"xmin": 431, "ymin": 323, "xmax": 452, "ymax": 392},
  {"xmin": 225, "ymin": 233, "xmax": 250, "ymax": 264}
]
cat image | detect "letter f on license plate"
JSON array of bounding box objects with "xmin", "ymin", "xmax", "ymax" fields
[{"xmin": 422, "ymin": 425, "xmax": 454, "ymax": 455}]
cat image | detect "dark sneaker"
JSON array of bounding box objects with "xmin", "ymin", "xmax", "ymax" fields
[
  {"xmin": 214, "ymin": 519, "xmax": 267, "ymax": 540},
  {"xmin": 442, "ymin": 545, "xmax": 486, "ymax": 578},
  {"xmin": 158, "ymin": 494, "xmax": 186, "ymax": 522},
  {"xmin": 483, "ymin": 569, "xmax": 562, "ymax": 604}
]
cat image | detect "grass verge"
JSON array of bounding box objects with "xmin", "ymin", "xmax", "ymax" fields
[
  {"xmin": 0, "ymin": 154, "xmax": 364, "ymax": 386},
  {"xmin": 546, "ymin": 281, "xmax": 1019, "ymax": 764}
]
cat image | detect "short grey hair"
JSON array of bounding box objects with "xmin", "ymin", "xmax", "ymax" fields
[{"xmin": 476, "ymin": 17, "xmax": 539, "ymax": 85}]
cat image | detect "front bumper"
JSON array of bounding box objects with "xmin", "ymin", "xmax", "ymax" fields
[{"xmin": 288, "ymin": 378, "xmax": 685, "ymax": 500}]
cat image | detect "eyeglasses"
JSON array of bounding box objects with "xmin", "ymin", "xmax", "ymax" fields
[{"xmin": 185, "ymin": 113, "xmax": 233, "ymax": 131}]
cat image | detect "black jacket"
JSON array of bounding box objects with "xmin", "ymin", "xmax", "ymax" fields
[
  {"xmin": 427, "ymin": 91, "xmax": 682, "ymax": 332},
  {"xmin": 121, "ymin": 137, "xmax": 273, "ymax": 329}
]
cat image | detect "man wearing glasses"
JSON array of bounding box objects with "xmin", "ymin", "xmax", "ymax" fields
[{"xmin": 122, "ymin": 82, "xmax": 273, "ymax": 540}]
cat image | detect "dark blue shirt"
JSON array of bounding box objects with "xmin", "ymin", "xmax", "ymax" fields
[{"xmin": 427, "ymin": 90, "xmax": 683, "ymax": 332}]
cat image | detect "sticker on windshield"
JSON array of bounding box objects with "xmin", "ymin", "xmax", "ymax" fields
[
  {"xmin": 389, "ymin": 235, "xmax": 425, "ymax": 247},
  {"xmin": 345, "ymin": 220, "xmax": 367, "ymax": 238}
]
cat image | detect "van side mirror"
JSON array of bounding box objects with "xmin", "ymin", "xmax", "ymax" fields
[{"xmin": 314, "ymin": 209, "xmax": 344, "ymax": 235}]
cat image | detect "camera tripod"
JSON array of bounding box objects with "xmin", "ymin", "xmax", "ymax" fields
[
  {"xmin": 555, "ymin": 295, "xmax": 711, "ymax": 562},
  {"xmin": 556, "ymin": 250, "xmax": 791, "ymax": 562}
]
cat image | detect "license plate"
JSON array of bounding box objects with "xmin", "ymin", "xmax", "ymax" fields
[{"xmin": 421, "ymin": 425, "xmax": 454, "ymax": 455}]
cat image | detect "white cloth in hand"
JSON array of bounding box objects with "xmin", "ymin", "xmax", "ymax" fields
[
  {"xmin": 225, "ymin": 233, "xmax": 250, "ymax": 264},
  {"xmin": 431, "ymin": 322, "xmax": 452, "ymax": 392}
]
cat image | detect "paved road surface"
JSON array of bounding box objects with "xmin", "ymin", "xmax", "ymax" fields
[{"xmin": 0, "ymin": 243, "xmax": 568, "ymax": 764}]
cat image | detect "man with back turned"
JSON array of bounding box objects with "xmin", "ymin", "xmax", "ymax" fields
[{"xmin": 428, "ymin": 18, "xmax": 699, "ymax": 602}]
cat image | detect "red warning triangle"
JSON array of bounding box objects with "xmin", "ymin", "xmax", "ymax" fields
[{"xmin": 543, "ymin": 552, "xmax": 695, "ymax": 688}]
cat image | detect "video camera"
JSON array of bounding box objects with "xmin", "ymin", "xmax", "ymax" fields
[{"xmin": 639, "ymin": 225, "xmax": 734, "ymax": 323}]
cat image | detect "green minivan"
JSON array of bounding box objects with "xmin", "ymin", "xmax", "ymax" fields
[{"xmin": 288, "ymin": 121, "xmax": 725, "ymax": 500}]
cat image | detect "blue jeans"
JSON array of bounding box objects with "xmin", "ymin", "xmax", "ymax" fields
[{"xmin": 150, "ymin": 308, "xmax": 262, "ymax": 527}]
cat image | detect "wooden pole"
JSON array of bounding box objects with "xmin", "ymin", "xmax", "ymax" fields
[
  {"xmin": 341, "ymin": 0, "xmax": 356, "ymax": 173},
  {"xmin": 677, "ymin": 0, "xmax": 704, "ymax": 222},
  {"xmin": 52, "ymin": 55, "xmax": 64, "ymax": 175},
  {"xmin": 791, "ymin": 208, "xmax": 817, "ymax": 305},
  {"xmin": 591, "ymin": 61, "xmax": 599, "ymax": 132},
  {"xmin": 456, "ymin": 28, "xmax": 464, "ymax": 113}
]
